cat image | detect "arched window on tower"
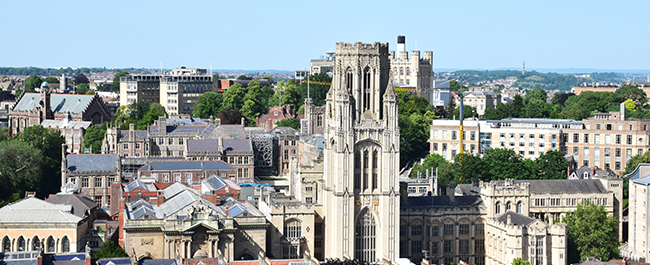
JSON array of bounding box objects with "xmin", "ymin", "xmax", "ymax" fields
[
  {"xmin": 400, "ymin": 68, "xmax": 404, "ymax": 75},
  {"xmin": 406, "ymin": 67, "xmax": 410, "ymax": 76},
  {"xmin": 363, "ymin": 68, "xmax": 371, "ymax": 111},
  {"xmin": 516, "ymin": 201, "xmax": 523, "ymax": 213},
  {"xmin": 346, "ymin": 71, "xmax": 353, "ymax": 91},
  {"xmin": 354, "ymin": 152, "xmax": 361, "ymax": 190},
  {"xmin": 495, "ymin": 202, "xmax": 501, "ymax": 215},
  {"xmin": 363, "ymin": 150, "xmax": 369, "ymax": 190},
  {"xmin": 355, "ymin": 209, "xmax": 376, "ymax": 262},
  {"xmin": 372, "ymin": 150, "xmax": 378, "ymax": 190}
]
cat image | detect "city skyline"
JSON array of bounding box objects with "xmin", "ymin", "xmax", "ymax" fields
[{"xmin": 2, "ymin": 0, "xmax": 649, "ymax": 72}]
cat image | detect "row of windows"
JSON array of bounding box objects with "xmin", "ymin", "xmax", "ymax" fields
[
  {"xmin": 406, "ymin": 238, "xmax": 484, "ymax": 256},
  {"xmin": 403, "ymin": 223, "xmax": 485, "ymax": 237},
  {"xmin": 2, "ymin": 235, "xmax": 69, "ymax": 253},
  {"xmin": 70, "ymin": 177, "xmax": 117, "ymax": 188},
  {"xmin": 432, "ymin": 130, "xmax": 478, "ymax": 141},
  {"xmin": 533, "ymin": 197, "xmax": 608, "ymax": 207},
  {"xmin": 569, "ymin": 133, "xmax": 643, "ymax": 145},
  {"xmin": 228, "ymin": 156, "xmax": 251, "ymax": 165}
]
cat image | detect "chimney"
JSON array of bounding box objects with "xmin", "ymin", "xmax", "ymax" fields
[
  {"xmin": 158, "ymin": 117, "xmax": 166, "ymax": 132},
  {"xmin": 507, "ymin": 214, "xmax": 512, "ymax": 225},
  {"xmin": 241, "ymin": 117, "xmax": 245, "ymax": 126},
  {"xmin": 218, "ymin": 137, "xmax": 224, "ymax": 154},
  {"xmin": 129, "ymin": 123, "xmax": 134, "ymax": 131},
  {"xmin": 397, "ymin": 35, "xmax": 406, "ymax": 59},
  {"xmin": 214, "ymin": 118, "xmax": 221, "ymax": 127},
  {"xmin": 446, "ymin": 182, "xmax": 456, "ymax": 202}
]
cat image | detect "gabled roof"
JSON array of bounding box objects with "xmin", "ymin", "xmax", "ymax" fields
[
  {"xmin": 270, "ymin": 127, "xmax": 299, "ymax": 135},
  {"xmin": 496, "ymin": 211, "xmax": 535, "ymax": 226},
  {"xmin": 124, "ymin": 180, "xmax": 154, "ymax": 192},
  {"xmin": 518, "ymin": 179, "xmax": 608, "ymax": 194},
  {"xmin": 401, "ymin": 195, "xmax": 483, "ymax": 208},
  {"xmin": 41, "ymin": 120, "xmax": 91, "ymax": 130},
  {"xmin": 202, "ymin": 175, "xmax": 241, "ymax": 191},
  {"xmin": 13, "ymin": 93, "xmax": 96, "ymax": 114},
  {"xmin": 159, "ymin": 190, "xmax": 222, "ymax": 217},
  {"xmin": 67, "ymin": 154, "xmax": 119, "ymax": 172},
  {"xmin": 163, "ymin": 182, "xmax": 200, "ymax": 199},
  {"xmin": 46, "ymin": 193, "xmax": 97, "ymax": 217},
  {"xmin": 0, "ymin": 197, "xmax": 82, "ymax": 223}
]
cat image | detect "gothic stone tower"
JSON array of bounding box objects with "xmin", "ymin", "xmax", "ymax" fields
[{"xmin": 323, "ymin": 42, "xmax": 400, "ymax": 263}]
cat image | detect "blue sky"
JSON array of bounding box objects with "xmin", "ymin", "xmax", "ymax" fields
[{"xmin": 2, "ymin": 0, "xmax": 648, "ymax": 71}]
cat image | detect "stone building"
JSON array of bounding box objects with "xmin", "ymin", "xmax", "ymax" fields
[
  {"xmin": 400, "ymin": 177, "xmax": 621, "ymax": 265},
  {"xmin": 61, "ymin": 153, "xmax": 121, "ymax": 208},
  {"xmin": 622, "ymin": 163, "xmax": 650, "ymax": 261},
  {"xmin": 120, "ymin": 183, "xmax": 267, "ymax": 261},
  {"xmin": 137, "ymin": 160, "xmax": 239, "ymax": 184},
  {"xmin": 0, "ymin": 197, "xmax": 91, "ymax": 254},
  {"xmin": 454, "ymin": 90, "xmax": 501, "ymax": 117},
  {"xmin": 10, "ymin": 83, "xmax": 112, "ymax": 153},
  {"xmin": 256, "ymin": 105, "xmax": 303, "ymax": 131},
  {"xmin": 389, "ymin": 36, "xmax": 434, "ymax": 101},
  {"xmin": 269, "ymin": 127, "xmax": 300, "ymax": 176}
]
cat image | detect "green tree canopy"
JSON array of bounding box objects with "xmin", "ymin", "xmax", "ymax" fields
[
  {"xmin": 523, "ymin": 88, "xmax": 553, "ymax": 118},
  {"xmin": 562, "ymin": 201, "xmax": 619, "ymax": 263},
  {"xmin": 111, "ymin": 71, "xmax": 129, "ymax": 92},
  {"xmin": 221, "ymin": 83, "xmax": 246, "ymax": 111},
  {"xmin": 76, "ymin": 83, "xmax": 90, "ymax": 94},
  {"xmin": 512, "ymin": 258, "xmax": 532, "ymax": 265},
  {"xmin": 129, "ymin": 101, "xmax": 151, "ymax": 121},
  {"xmin": 94, "ymin": 240, "xmax": 128, "ymax": 259},
  {"xmin": 534, "ymin": 150, "xmax": 568, "ymax": 179},
  {"xmin": 19, "ymin": 126, "xmax": 64, "ymax": 197},
  {"xmin": 0, "ymin": 140, "xmax": 43, "ymax": 206},
  {"xmin": 193, "ymin": 91, "xmax": 223, "ymax": 119},
  {"xmin": 43, "ymin": 76, "xmax": 58, "ymax": 84},
  {"xmin": 137, "ymin": 103, "xmax": 167, "ymax": 130},
  {"xmin": 275, "ymin": 118, "xmax": 301, "ymax": 131},
  {"xmin": 24, "ymin": 75, "xmax": 43, "ymax": 90},
  {"xmin": 452, "ymin": 105, "xmax": 478, "ymax": 120},
  {"xmin": 83, "ymin": 124, "xmax": 107, "ymax": 153}
]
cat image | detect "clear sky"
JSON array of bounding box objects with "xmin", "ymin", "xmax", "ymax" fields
[{"xmin": 2, "ymin": 0, "xmax": 648, "ymax": 72}]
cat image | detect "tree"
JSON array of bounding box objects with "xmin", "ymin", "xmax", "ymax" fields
[
  {"xmin": 512, "ymin": 258, "xmax": 532, "ymax": 265},
  {"xmin": 111, "ymin": 71, "xmax": 129, "ymax": 92},
  {"xmin": 83, "ymin": 124, "xmax": 107, "ymax": 153},
  {"xmin": 24, "ymin": 75, "xmax": 43, "ymax": 90},
  {"xmin": 19, "ymin": 126, "xmax": 64, "ymax": 197},
  {"xmin": 0, "ymin": 128, "xmax": 11, "ymax": 142},
  {"xmin": 452, "ymin": 105, "xmax": 478, "ymax": 120},
  {"xmin": 128, "ymin": 101, "xmax": 150, "ymax": 121},
  {"xmin": 523, "ymin": 88, "xmax": 552, "ymax": 118},
  {"xmin": 137, "ymin": 103, "xmax": 166, "ymax": 130},
  {"xmin": 275, "ymin": 118, "xmax": 301, "ymax": 130},
  {"xmin": 535, "ymin": 150, "xmax": 568, "ymax": 179},
  {"xmin": 0, "ymin": 140, "xmax": 43, "ymax": 205},
  {"xmin": 562, "ymin": 201, "xmax": 619, "ymax": 263},
  {"xmin": 236, "ymin": 75, "xmax": 251, "ymax": 80},
  {"xmin": 221, "ymin": 83, "xmax": 246, "ymax": 111},
  {"xmin": 481, "ymin": 148, "xmax": 531, "ymax": 180},
  {"xmin": 85, "ymin": 89, "xmax": 95, "ymax": 95},
  {"xmin": 73, "ymin": 73, "xmax": 89, "ymax": 84},
  {"xmin": 76, "ymin": 83, "xmax": 90, "ymax": 94},
  {"xmin": 94, "ymin": 240, "xmax": 128, "ymax": 259},
  {"xmin": 281, "ymin": 81, "xmax": 301, "ymax": 107},
  {"xmin": 43, "ymin": 76, "xmax": 58, "ymax": 84},
  {"xmin": 193, "ymin": 91, "xmax": 223, "ymax": 119}
]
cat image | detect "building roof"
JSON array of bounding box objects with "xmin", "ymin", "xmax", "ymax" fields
[
  {"xmin": 120, "ymin": 130, "xmax": 148, "ymax": 138},
  {"xmin": 124, "ymin": 180, "xmax": 155, "ymax": 192},
  {"xmin": 202, "ymin": 175, "xmax": 241, "ymax": 191},
  {"xmin": 219, "ymin": 124, "xmax": 245, "ymax": 138},
  {"xmin": 13, "ymin": 93, "xmax": 95, "ymax": 114},
  {"xmin": 515, "ymin": 179, "xmax": 608, "ymax": 194},
  {"xmin": 222, "ymin": 139, "xmax": 252, "ymax": 151},
  {"xmin": 270, "ymin": 127, "xmax": 299, "ymax": 135},
  {"xmin": 0, "ymin": 197, "xmax": 83, "ymax": 223},
  {"xmin": 41, "ymin": 120, "xmax": 91, "ymax": 130},
  {"xmin": 67, "ymin": 154, "xmax": 119, "ymax": 172},
  {"xmin": 186, "ymin": 139, "xmax": 219, "ymax": 153},
  {"xmin": 496, "ymin": 211, "xmax": 535, "ymax": 226},
  {"xmin": 163, "ymin": 182, "xmax": 200, "ymax": 199},
  {"xmin": 401, "ymin": 195, "xmax": 483, "ymax": 208},
  {"xmin": 140, "ymin": 160, "xmax": 235, "ymax": 172},
  {"xmin": 159, "ymin": 190, "xmax": 222, "ymax": 217},
  {"xmin": 45, "ymin": 193, "xmax": 97, "ymax": 218}
]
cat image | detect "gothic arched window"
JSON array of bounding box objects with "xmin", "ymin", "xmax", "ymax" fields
[
  {"xmin": 61, "ymin": 236, "xmax": 70, "ymax": 253},
  {"xmin": 406, "ymin": 67, "xmax": 410, "ymax": 76},
  {"xmin": 372, "ymin": 150, "xmax": 378, "ymax": 190},
  {"xmin": 47, "ymin": 236, "xmax": 55, "ymax": 253},
  {"xmin": 2, "ymin": 236, "xmax": 10, "ymax": 252},
  {"xmin": 32, "ymin": 237, "xmax": 40, "ymax": 251},
  {"xmin": 355, "ymin": 209, "xmax": 376, "ymax": 262},
  {"xmin": 354, "ymin": 152, "xmax": 361, "ymax": 190},
  {"xmin": 18, "ymin": 236, "xmax": 25, "ymax": 251},
  {"xmin": 363, "ymin": 68, "xmax": 371, "ymax": 111},
  {"xmin": 516, "ymin": 201, "xmax": 523, "ymax": 213},
  {"xmin": 495, "ymin": 202, "xmax": 501, "ymax": 215},
  {"xmin": 363, "ymin": 150, "xmax": 369, "ymax": 190},
  {"xmin": 284, "ymin": 219, "xmax": 302, "ymax": 239}
]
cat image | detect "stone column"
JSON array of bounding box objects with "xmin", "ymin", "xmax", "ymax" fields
[{"xmin": 181, "ymin": 240, "xmax": 186, "ymax": 258}]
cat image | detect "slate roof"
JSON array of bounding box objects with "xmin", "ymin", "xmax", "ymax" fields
[
  {"xmin": 203, "ymin": 175, "xmax": 241, "ymax": 191},
  {"xmin": 512, "ymin": 179, "xmax": 608, "ymax": 194},
  {"xmin": 163, "ymin": 182, "xmax": 200, "ymax": 199},
  {"xmin": 270, "ymin": 127, "xmax": 299, "ymax": 135},
  {"xmin": 222, "ymin": 139, "xmax": 252, "ymax": 151},
  {"xmin": 46, "ymin": 193, "xmax": 97, "ymax": 218},
  {"xmin": 119, "ymin": 130, "xmax": 148, "ymax": 138},
  {"xmin": 220, "ymin": 124, "xmax": 245, "ymax": 138},
  {"xmin": 159, "ymin": 190, "xmax": 222, "ymax": 216},
  {"xmin": 124, "ymin": 180, "xmax": 154, "ymax": 192},
  {"xmin": 401, "ymin": 196, "xmax": 483, "ymax": 209},
  {"xmin": 140, "ymin": 161, "xmax": 235, "ymax": 172},
  {"xmin": 0, "ymin": 197, "xmax": 82, "ymax": 223},
  {"xmin": 67, "ymin": 154, "xmax": 119, "ymax": 172},
  {"xmin": 13, "ymin": 93, "xmax": 95, "ymax": 114},
  {"xmin": 41, "ymin": 120, "xmax": 91, "ymax": 130},
  {"xmin": 496, "ymin": 211, "xmax": 535, "ymax": 226},
  {"xmin": 186, "ymin": 139, "xmax": 220, "ymax": 153}
]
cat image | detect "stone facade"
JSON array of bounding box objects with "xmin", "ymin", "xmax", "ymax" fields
[
  {"xmin": 61, "ymin": 153, "xmax": 121, "ymax": 208},
  {"xmin": 389, "ymin": 36, "xmax": 434, "ymax": 101}
]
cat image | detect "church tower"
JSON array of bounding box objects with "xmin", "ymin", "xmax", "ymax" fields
[{"xmin": 322, "ymin": 42, "xmax": 400, "ymax": 263}]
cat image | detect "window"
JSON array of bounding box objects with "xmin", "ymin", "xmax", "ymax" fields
[
  {"xmin": 616, "ymin": 134, "xmax": 622, "ymax": 144},
  {"xmin": 411, "ymin": 240, "xmax": 422, "ymax": 255},
  {"xmin": 475, "ymin": 223, "xmax": 484, "ymax": 234},
  {"xmin": 452, "ymin": 131, "xmax": 457, "ymax": 140},
  {"xmin": 284, "ymin": 219, "xmax": 302, "ymax": 238},
  {"xmin": 47, "ymin": 237, "xmax": 55, "ymax": 253},
  {"xmin": 135, "ymin": 143, "xmax": 140, "ymax": 149},
  {"xmin": 595, "ymin": 134, "xmax": 600, "ymax": 143},
  {"xmin": 475, "ymin": 239, "xmax": 485, "ymax": 253},
  {"xmin": 305, "ymin": 197, "xmax": 313, "ymax": 204},
  {"xmin": 630, "ymin": 124, "xmax": 633, "ymax": 131},
  {"xmin": 431, "ymin": 225, "xmax": 439, "ymax": 237},
  {"xmin": 238, "ymin": 156, "xmax": 243, "ymax": 164},
  {"xmin": 627, "ymin": 135, "xmax": 633, "ymax": 145},
  {"xmin": 584, "ymin": 133, "xmax": 589, "ymax": 143},
  {"xmin": 459, "ymin": 239, "xmax": 469, "ymax": 254},
  {"xmin": 163, "ymin": 173, "xmax": 169, "ymax": 183},
  {"xmin": 495, "ymin": 202, "xmax": 501, "ymax": 214},
  {"xmin": 444, "ymin": 224, "xmax": 454, "ymax": 235},
  {"xmin": 431, "ymin": 242, "xmax": 439, "ymax": 255},
  {"xmin": 444, "ymin": 240, "xmax": 453, "ymax": 254},
  {"xmin": 471, "ymin": 131, "xmax": 476, "ymax": 141},
  {"xmin": 123, "ymin": 143, "xmax": 128, "ymax": 149},
  {"xmin": 459, "ymin": 223, "xmax": 470, "ymax": 235},
  {"xmin": 174, "ymin": 173, "xmax": 181, "ymax": 182},
  {"xmin": 82, "ymin": 177, "xmax": 89, "ymax": 188},
  {"xmin": 94, "ymin": 177, "xmax": 102, "ymax": 188},
  {"xmin": 61, "ymin": 236, "xmax": 70, "ymax": 253},
  {"xmin": 573, "ymin": 133, "xmax": 579, "ymax": 143},
  {"xmin": 168, "ymin": 138, "xmax": 173, "ymax": 144}
]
